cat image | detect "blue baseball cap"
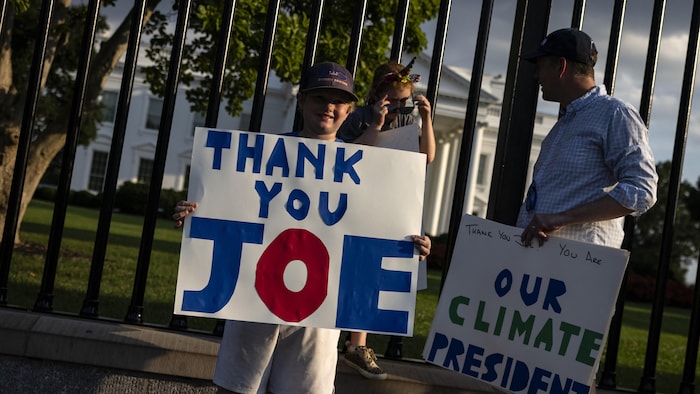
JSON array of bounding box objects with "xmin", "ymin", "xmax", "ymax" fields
[
  {"xmin": 300, "ymin": 62, "xmax": 359, "ymax": 102},
  {"xmin": 522, "ymin": 28, "xmax": 597, "ymax": 66}
]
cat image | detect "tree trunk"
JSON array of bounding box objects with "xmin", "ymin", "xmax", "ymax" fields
[
  {"xmin": 0, "ymin": 123, "xmax": 21, "ymax": 244},
  {"xmin": 0, "ymin": 1, "xmax": 161, "ymax": 246},
  {"xmin": 0, "ymin": 132, "xmax": 66, "ymax": 245}
]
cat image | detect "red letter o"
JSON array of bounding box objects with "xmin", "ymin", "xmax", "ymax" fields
[{"xmin": 255, "ymin": 228, "xmax": 329, "ymax": 322}]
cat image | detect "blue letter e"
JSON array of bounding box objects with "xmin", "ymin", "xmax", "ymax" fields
[
  {"xmin": 181, "ymin": 217, "xmax": 264, "ymax": 313},
  {"xmin": 336, "ymin": 236, "xmax": 414, "ymax": 334}
]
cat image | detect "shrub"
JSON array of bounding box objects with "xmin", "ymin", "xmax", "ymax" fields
[
  {"xmin": 34, "ymin": 186, "xmax": 57, "ymax": 201},
  {"xmin": 33, "ymin": 187, "xmax": 101, "ymax": 208},
  {"xmin": 70, "ymin": 190, "xmax": 101, "ymax": 208},
  {"xmin": 34, "ymin": 182, "xmax": 187, "ymax": 218},
  {"xmin": 158, "ymin": 188, "xmax": 188, "ymax": 218},
  {"xmin": 114, "ymin": 182, "xmax": 187, "ymax": 218},
  {"xmin": 114, "ymin": 182, "xmax": 149, "ymax": 215},
  {"xmin": 625, "ymin": 273, "xmax": 695, "ymax": 308},
  {"xmin": 666, "ymin": 279, "xmax": 695, "ymax": 308}
]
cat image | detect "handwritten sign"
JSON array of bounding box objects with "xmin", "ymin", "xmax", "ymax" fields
[
  {"xmin": 423, "ymin": 215, "xmax": 629, "ymax": 392},
  {"xmin": 174, "ymin": 128, "xmax": 426, "ymax": 336}
]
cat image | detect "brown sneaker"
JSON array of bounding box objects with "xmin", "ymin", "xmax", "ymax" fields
[{"xmin": 342, "ymin": 346, "xmax": 387, "ymax": 380}]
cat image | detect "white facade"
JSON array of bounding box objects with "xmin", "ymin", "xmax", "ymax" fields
[
  {"xmin": 72, "ymin": 54, "xmax": 556, "ymax": 236},
  {"xmin": 409, "ymin": 54, "xmax": 555, "ymax": 235}
]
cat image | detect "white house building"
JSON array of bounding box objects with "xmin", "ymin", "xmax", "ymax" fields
[{"xmin": 71, "ymin": 53, "xmax": 556, "ymax": 236}]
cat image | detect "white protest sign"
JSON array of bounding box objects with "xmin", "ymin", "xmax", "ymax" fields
[
  {"xmin": 174, "ymin": 128, "xmax": 426, "ymax": 336},
  {"xmin": 423, "ymin": 215, "xmax": 629, "ymax": 393},
  {"xmin": 375, "ymin": 123, "xmax": 420, "ymax": 153},
  {"xmin": 374, "ymin": 123, "xmax": 428, "ymax": 290}
]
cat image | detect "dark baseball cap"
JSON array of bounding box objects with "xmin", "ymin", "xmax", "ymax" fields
[
  {"xmin": 299, "ymin": 62, "xmax": 359, "ymax": 102},
  {"xmin": 522, "ymin": 28, "xmax": 597, "ymax": 66}
]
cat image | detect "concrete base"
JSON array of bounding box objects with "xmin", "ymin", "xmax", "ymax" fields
[{"xmin": 0, "ymin": 308, "xmax": 595, "ymax": 393}]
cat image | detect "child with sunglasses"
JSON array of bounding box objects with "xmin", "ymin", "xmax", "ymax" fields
[
  {"xmin": 338, "ymin": 58, "xmax": 436, "ymax": 164},
  {"xmin": 337, "ymin": 58, "xmax": 436, "ymax": 380}
]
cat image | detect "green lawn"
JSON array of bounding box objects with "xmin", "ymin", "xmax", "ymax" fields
[{"xmin": 8, "ymin": 199, "xmax": 699, "ymax": 392}]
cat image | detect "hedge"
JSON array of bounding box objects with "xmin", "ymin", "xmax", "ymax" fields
[{"xmin": 34, "ymin": 183, "xmax": 187, "ymax": 219}]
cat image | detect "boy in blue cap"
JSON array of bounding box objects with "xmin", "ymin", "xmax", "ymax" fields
[{"xmin": 174, "ymin": 61, "xmax": 431, "ymax": 393}]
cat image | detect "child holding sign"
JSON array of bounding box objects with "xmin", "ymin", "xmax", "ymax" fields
[
  {"xmin": 337, "ymin": 58, "xmax": 436, "ymax": 380},
  {"xmin": 173, "ymin": 62, "xmax": 432, "ymax": 394}
]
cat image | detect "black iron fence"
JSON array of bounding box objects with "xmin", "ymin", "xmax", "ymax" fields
[{"xmin": 0, "ymin": 1, "xmax": 698, "ymax": 393}]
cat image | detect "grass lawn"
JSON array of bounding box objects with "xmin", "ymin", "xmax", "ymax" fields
[{"xmin": 8, "ymin": 199, "xmax": 699, "ymax": 392}]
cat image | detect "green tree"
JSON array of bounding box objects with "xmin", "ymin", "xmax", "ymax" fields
[
  {"xmin": 629, "ymin": 161, "xmax": 700, "ymax": 282},
  {"xmin": 143, "ymin": 0, "xmax": 440, "ymax": 114},
  {"xmin": 0, "ymin": 0, "xmax": 439, "ymax": 245}
]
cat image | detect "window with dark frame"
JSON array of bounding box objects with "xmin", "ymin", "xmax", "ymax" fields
[
  {"xmin": 88, "ymin": 150, "xmax": 109, "ymax": 192},
  {"xmin": 101, "ymin": 91, "xmax": 119, "ymax": 124},
  {"xmin": 146, "ymin": 98, "xmax": 164, "ymax": 130},
  {"xmin": 137, "ymin": 157, "xmax": 154, "ymax": 185},
  {"xmin": 476, "ymin": 153, "xmax": 488, "ymax": 185}
]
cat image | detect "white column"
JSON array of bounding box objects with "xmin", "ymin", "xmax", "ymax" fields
[
  {"xmin": 437, "ymin": 131, "xmax": 463, "ymax": 234},
  {"xmin": 464, "ymin": 125, "xmax": 484, "ymax": 216},
  {"xmin": 424, "ymin": 139, "xmax": 452, "ymax": 235}
]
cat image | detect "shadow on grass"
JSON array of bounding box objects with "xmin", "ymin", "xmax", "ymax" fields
[
  {"xmin": 598, "ymin": 363, "xmax": 685, "ymax": 394},
  {"xmin": 20, "ymin": 221, "xmax": 183, "ymax": 255},
  {"xmin": 7, "ymin": 274, "xmax": 426, "ymax": 359},
  {"xmin": 6, "ymin": 272, "xmax": 218, "ymax": 334},
  {"xmin": 619, "ymin": 301, "xmax": 692, "ymax": 337}
]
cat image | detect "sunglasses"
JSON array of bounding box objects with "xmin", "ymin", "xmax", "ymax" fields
[{"xmin": 386, "ymin": 94, "xmax": 416, "ymax": 115}]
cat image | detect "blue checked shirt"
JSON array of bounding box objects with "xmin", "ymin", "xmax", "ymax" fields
[{"xmin": 517, "ymin": 86, "xmax": 658, "ymax": 247}]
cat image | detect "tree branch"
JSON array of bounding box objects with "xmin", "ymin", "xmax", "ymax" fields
[{"xmin": 84, "ymin": 0, "xmax": 162, "ymax": 104}]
